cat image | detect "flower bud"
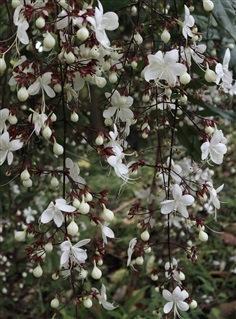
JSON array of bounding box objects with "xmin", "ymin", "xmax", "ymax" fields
[
  {"xmin": 144, "ymin": 246, "xmax": 151, "ymax": 254},
  {"xmin": 20, "ymin": 169, "xmax": 30, "ymax": 181},
  {"xmin": 17, "ymin": 87, "xmax": 29, "ymax": 102},
  {"xmin": 50, "ymin": 298, "xmax": 59, "ymax": 308},
  {"xmin": 180, "ymin": 94, "xmax": 188, "ymax": 104},
  {"xmin": 67, "ymin": 220, "xmax": 79, "ymax": 236},
  {"xmin": 104, "ymin": 118, "xmax": 113, "ymax": 126},
  {"xmin": 23, "ymin": 179, "xmax": 33, "ymax": 188},
  {"xmin": 178, "ymin": 271, "xmax": 185, "ymax": 281},
  {"xmin": 95, "ymin": 76, "xmax": 107, "ymax": 88},
  {"xmin": 141, "ymin": 230, "xmax": 150, "ymax": 241},
  {"xmin": 53, "ymin": 140, "xmax": 64, "ymax": 155},
  {"xmin": 203, "ymin": 0, "xmax": 214, "ymax": 11},
  {"xmin": 199, "ymin": 230, "xmax": 208, "ymax": 242},
  {"xmin": 180, "ymin": 72, "xmax": 191, "ymax": 85},
  {"xmin": 142, "ymin": 94, "xmax": 150, "ymax": 103},
  {"xmin": 109, "ymin": 72, "xmax": 118, "ymax": 83},
  {"xmin": 83, "ymin": 298, "xmax": 93, "ymax": 308},
  {"xmin": 76, "ymin": 27, "xmax": 89, "ymax": 41},
  {"xmin": 90, "ymin": 46, "xmax": 100, "ymax": 59},
  {"xmin": 14, "ymin": 230, "xmax": 26, "ymax": 242},
  {"xmin": 91, "ymin": 261, "xmax": 102, "ymax": 279},
  {"xmin": 84, "ymin": 192, "xmax": 93, "ymax": 202},
  {"xmin": 0, "ymin": 57, "xmax": 7, "ymax": 75},
  {"xmin": 71, "ymin": 112, "xmax": 79, "ymax": 122},
  {"xmin": 52, "ymin": 273, "xmax": 59, "ymax": 280},
  {"xmin": 190, "ymin": 299, "xmax": 198, "ymax": 309},
  {"xmin": 51, "ymin": 176, "xmax": 59, "ymax": 188},
  {"xmin": 135, "ymin": 256, "xmax": 144, "ymax": 265},
  {"xmin": 78, "ymin": 269, "xmax": 88, "ymax": 280},
  {"xmin": 161, "ymin": 29, "xmax": 171, "ymax": 43},
  {"xmin": 36, "ymin": 17, "xmax": 45, "ymax": 29},
  {"xmin": 151, "ymin": 274, "xmax": 158, "ymax": 281},
  {"xmin": 12, "ymin": 0, "xmax": 21, "ymax": 8},
  {"xmin": 54, "ymin": 83, "xmax": 62, "ymax": 93},
  {"xmin": 44, "ymin": 242, "xmax": 53, "ymax": 253},
  {"xmin": 65, "ymin": 51, "xmax": 75, "ymax": 64},
  {"xmin": 42, "ymin": 126, "xmax": 52, "ymax": 140},
  {"xmin": 50, "ymin": 113, "xmax": 57, "ymax": 122},
  {"xmin": 33, "ymin": 265, "xmax": 43, "ymax": 278},
  {"xmin": 8, "ymin": 115, "xmax": 18, "ymax": 125},
  {"xmin": 131, "ymin": 60, "xmax": 138, "ymax": 69},
  {"xmin": 79, "ymin": 197, "xmax": 90, "ymax": 214},
  {"xmin": 95, "ymin": 135, "xmax": 104, "ymax": 146},
  {"xmin": 205, "ymin": 65, "xmax": 216, "ymax": 82},
  {"xmin": 72, "ymin": 198, "xmax": 81, "ymax": 209},
  {"xmin": 205, "ymin": 126, "xmax": 215, "ymax": 135},
  {"xmin": 134, "ymin": 32, "xmax": 143, "ymax": 45},
  {"xmin": 43, "ymin": 32, "xmax": 56, "ymax": 50},
  {"xmin": 102, "ymin": 204, "xmax": 114, "ymax": 223}
]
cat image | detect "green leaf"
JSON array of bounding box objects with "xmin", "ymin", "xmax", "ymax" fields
[
  {"xmin": 188, "ymin": 96, "xmax": 236, "ymax": 121},
  {"xmin": 100, "ymin": 0, "xmax": 131, "ymax": 11},
  {"xmin": 211, "ymin": 0, "xmax": 236, "ymax": 40}
]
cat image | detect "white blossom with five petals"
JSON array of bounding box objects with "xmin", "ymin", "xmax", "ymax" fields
[
  {"xmin": 201, "ymin": 130, "xmax": 227, "ymax": 165},
  {"xmin": 163, "ymin": 286, "xmax": 189, "ymax": 318},
  {"xmin": 92, "ymin": 284, "xmax": 117, "ymax": 310},
  {"xmin": 40, "ymin": 198, "xmax": 76, "ymax": 227},
  {"xmin": 0, "ymin": 131, "xmax": 23, "ymax": 165},
  {"xmin": 143, "ymin": 50, "xmax": 187, "ymax": 86},
  {"xmin": 60, "ymin": 238, "xmax": 90, "ymax": 267},
  {"xmin": 160, "ymin": 184, "xmax": 194, "ymax": 218},
  {"xmin": 87, "ymin": 1, "xmax": 119, "ymax": 48}
]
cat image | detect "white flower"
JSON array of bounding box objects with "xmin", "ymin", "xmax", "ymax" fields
[
  {"xmin": 92, "ymin": 284, "xmax": 117, "ymax": 310},
  {"xmin": 143, "ymin": 50, "xmax": 187, "ymax": 86},
  {"xmin": 63, "ymin": 158, "xmax": 85, "ymax": 185},
  {"xmin": 0, "ymin": 109, "xmax": 10, "ymax": 133},
  {"xmin": 127, "ymin": 238, "xmax": 137, "ymax": 266},
  {"xmin": 215, "ymin": 48, "xmax": 233, "ymax": 90},
  {"xmin": 87, "ymin": 1, "xmax": 119, "ymax": 48},
  {"xmin": 23, "ymin": 206, "xmax": 37, "ymax": 223},
  {"xmin": 101, "ymin": 222, "xmax": 115, "ymax": 244},
  {"xmin": 206, "ymin": 182, "xmax": 224, "ymax": 220},
  {"xmin": 104, "ymin": 90, "xmax": 134, "ymax": 123},
  {"xmin": 160, "ymin": 184, "xmax": 194, "ymax": 218},
  {"xmin": 181, "ymin": 44, "xmax": 206, "ymax": 67},
  {"xmin": 166, "ymin": 157, "xmax": 182, "ymax": 184},
  {"xmin": 165, "ymin": 258, "xmax": 178, "ymax": 280},
  {"xmin": 28, "ymin": 72, "xmax": 55, "ymax": 98},
  {"xmin": 163, "ymin": 286, "xmax": 189, "ymax": 318},
  {"xmin": 28, "ymin": 109, "xmax": 48, "ymax": 136},
  {"xmin": 181, "ymin": 5, "xmax": 195, "ymax": 39},
  {"xmin": 60, "ymin": 238, "xmax": 90, "ymax": 267},
  {"xmin": 13, "ymin": 4, "xmax": 29, "ymax": 44},
  {"xmin": 0, "ymin": 131, "xmax": 23, "ymax": 165},
  {"xmin": 40, "ymin": 198, "xmax": 76, "ymax": 228},
  {"xmin": 107, "ymin": 145, "xmax": 130, "ymax": 181},
  {"xmin": 201, "ymin": 130, "xmax": 227, "ymax": 165}
]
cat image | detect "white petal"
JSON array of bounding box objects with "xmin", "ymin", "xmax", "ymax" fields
[
  {"xmin": 74, "ymin": 239, "xmax": 90, "ymax": 248},
  {"xmin": 60, "ymin": 240, "xmax": 71, "ymax": 251},
  {"xmin": 180, "ymin": 194, "xmax": 194, "ymax": 206},
  {"xmin": 161, "ymin": 200, "xmax": 175, "ymax": 214},
  {"xmin": 40, "ymin": 208, "xmax": 54, "ymax": 224},
  {"xmin": 163, "ymin": 301, "xmax": 174, "ymax": 314},
  {"xmin": 57, "ymin": 203, "xmax": 76, "ymax": 213},
  {"xmin": 172, "ymin": 184, "xmax": 182, "ymax": 199},
  {"xmin": 54, "ymin": 210, "xmax": 64, "ymax": 227},
  {"xmin": 60, "ymin": 250, "xmax": 70, "ymax": 266},
  {"xmin": 163, "ymin": 289, "xmax": 172, "ymax": 301},
  {"xmin": 177, "ymin": 300, "xmax": 189, "ymax": 311},
  {"xmin": 102, "ymin": 226, "xmax": 115, "ymax": 238}
]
